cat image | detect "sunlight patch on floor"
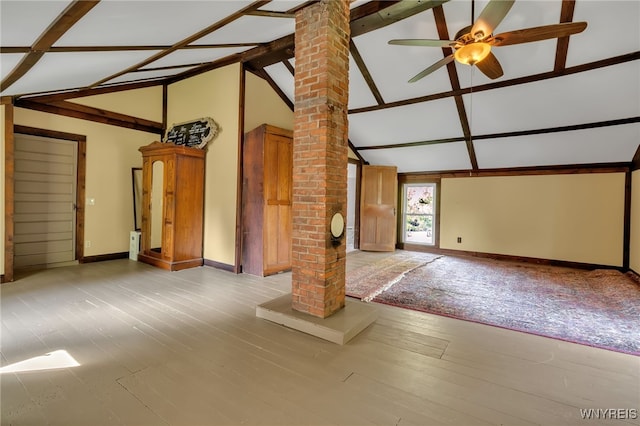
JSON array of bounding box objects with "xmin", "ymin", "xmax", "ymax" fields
[{"xmin": 0, "ymin": 350, "xmax": 80, "ymax": 374}]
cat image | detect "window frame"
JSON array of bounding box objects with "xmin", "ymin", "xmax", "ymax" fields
[{"xmin": 401, "ymin": 182, "xmax": 438, "ymax": 246}]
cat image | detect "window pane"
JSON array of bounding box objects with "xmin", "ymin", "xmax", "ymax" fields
[
  {"xmin": 406, "ymin": 186, "xmax": 434, "ymax": 214},
  {"xmin": 405, "ymin": 214, "xmax": 433, "ymax": 244}
]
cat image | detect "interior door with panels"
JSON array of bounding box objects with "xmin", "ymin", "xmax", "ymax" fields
[{"xmin": 360, "ymin": 165, "xmax": 398, "ymax": 251}]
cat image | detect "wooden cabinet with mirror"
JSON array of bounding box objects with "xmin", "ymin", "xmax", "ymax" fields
[{"xmin": 138, "ymin": 141, "xmax": 205, "ymax": 271}]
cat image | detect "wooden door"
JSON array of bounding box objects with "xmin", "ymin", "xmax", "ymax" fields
[
  {"xmin": 360, "ymin": 165, "xmax": 397, "ymax": 251},
  {"xmin": 14, "ymin": 134, "xmax": 77, "ymax": 268},
  {"xmin": 263, "ymin": 133, "xmax": 292, "ymax": 273}
]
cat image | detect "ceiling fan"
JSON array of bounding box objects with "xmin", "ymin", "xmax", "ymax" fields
[{"xmin": 388, "ymin": 0, "xmax": 587, "ymax": 82}]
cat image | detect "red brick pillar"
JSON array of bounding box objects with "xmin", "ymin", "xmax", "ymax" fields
[{"xmin": 291, "ymin": 0, "xmax": 350, "ymax": 318}]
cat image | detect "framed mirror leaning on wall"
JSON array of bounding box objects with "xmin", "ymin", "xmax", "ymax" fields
[{"xmin": 131, "ymin": 167, "xmax": 142, "ymax": 231}]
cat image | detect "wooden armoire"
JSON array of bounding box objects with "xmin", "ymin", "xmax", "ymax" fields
[
  {"xmin": 242, "ymin": 124, "xmax": 293, "ymax": 276},
  {"xmin": 138, "ymin": 141, "xmax": 205, "ymax": 271}
]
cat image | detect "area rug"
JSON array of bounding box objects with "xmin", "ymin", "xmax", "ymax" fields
[
  {"xmin": 372, "ymin": 255, "xmax": 640, "ymax": 356},
  {"xmin": 346, "ymin": 251, "xmax": 442, "ymax": 301}
]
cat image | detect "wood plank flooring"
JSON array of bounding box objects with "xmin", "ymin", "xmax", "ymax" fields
[{"xmin": 1, "ymin": 251, "xmax": 638, "ymax": 425}]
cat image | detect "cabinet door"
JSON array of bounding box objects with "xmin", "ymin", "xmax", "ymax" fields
[{"xmin": 263, "ymin": 133, "xmax": 292, "ymax": 273}]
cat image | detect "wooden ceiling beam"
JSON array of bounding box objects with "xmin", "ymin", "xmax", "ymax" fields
[
  {"xmin": 357, "ymin": 117, "xmax": 640, "ymax": 150},
  {"xmin": 400, "ymin": 162, "xmax": 631, "ymax": 178},
  {"xmin": 241, "ymin": 35, "xmax": 295, "ymax": 70},
  {"xmin": 433, "ymin": 5, "xmax": 479, "ymax": 170},
  {"xmin": 2, "ymin": 44, "xmax": 259, "ymax": 54},
  {"xmin": 15, "ymin": 79, "xmax": 163, "ymax": 104},
  {"xmin": 554, "ymin": 0, "xmax": 577, "ymax": 71},
  {"xmin": 14, "ymin": 99, "xmax": 163, "ymax": 134},
  {"xmin": 632, "ymin": 144, "xmax": 640, "ymax": 171},
  {"xmin": 349, "ymin": 40, "xmax": 385, "ymax": 105},
  {"xmin": 350, "ymin": 0, "xmax": 448, "ymax": 37},
  {"xmin": 1, "ymin": 1, "xmax": 100, "ymax": 92}
]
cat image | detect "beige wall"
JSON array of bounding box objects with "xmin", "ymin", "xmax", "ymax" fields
[
  {"xmin": 440, "ymin": 173, "xmax": 626, "ymax": 266},
  {"xmin": 68, "ymin": 86, "xmax": 163, "ymax": 122},
  {"xmin": 630, "ymin": 170, "xmax": 640, "ymax": 273},
  {"xmin": 13, "ymin": 107, "xmax": 158, "ymax": 257},
  {"xmin": 166, "ymin": 65, "xmax": 296, "ymax": 266},
  {"xmin": 244, "ymin": 71, "xmax": 293, "ymax": 133},
  {"xmin": 167, "ymin": 64, "xmax": 241, "ymax": 266}
]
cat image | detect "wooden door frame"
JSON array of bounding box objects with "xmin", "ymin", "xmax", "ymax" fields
[
  {"xmin": 4, "ymin": 125, "xmax": 86, "ymax": 282},
  {"xmin": 3, "ymin": 104, "xmax": 14, "ymax": 283}
]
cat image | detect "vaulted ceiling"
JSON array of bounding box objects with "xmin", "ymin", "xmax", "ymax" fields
[{"xmin": 2, "ymin": 0, "xmax": 639, "ymax": 172}]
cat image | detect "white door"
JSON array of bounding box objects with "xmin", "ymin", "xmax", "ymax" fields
[{"xmin": 14, "ymin": 134, "xmax": 77, "ymax": 269}]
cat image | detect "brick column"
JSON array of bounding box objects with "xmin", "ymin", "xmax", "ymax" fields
[{"xmin": 291, "ymin": 0, "xmax": 350, "ymax": 318}]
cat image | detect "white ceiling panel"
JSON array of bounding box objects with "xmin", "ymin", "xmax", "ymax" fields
[
  {"xmin": 475, "ymin": 124, "xmax": 640, "ymax": 168},
  {"xmin": 54, "ymin": 1, "xmax": 252, "ymax": 47},
  {"xmin": 477, "ymin": 0, "xmax": 562, "ymax": 33},
  {"xmin": 258, "ymin": 1, "xmax": 308, "ymax": 13},
  {"xmin": 0, "ymin": 0, "xmax": 71, "ymax": 46},
  {"xmin": 1, "ymin": 51, "xmax": 160, "ymax": 97},
  {"xmin": 192, "ymin": 15, "xmax": 294, "ymax": 45},
  {"xmin": 353, "ymin": 8, "xmax": 452, "ymax": 102},
  {"xmin": 349, "ymin": 98, "xmax": 463, "ymax": 147},
  {"xmin": 465, "ymin": 60, "xmax": 640, "ymax": 135},
  {"xmin": 144, "ymin": 47, "xmax": 251, "ymax": 69},
  {"xmin": 568, "ymin": 1, "xmax": 640, "ymax": 67},
  {"xmin": 104, "ymin": 66, "xmax": 197, "ymax": 86},
  {"xmin": 264, "ymin": 62, "xmax": 294, "ymax": 103},
  {"xmin": 360, "ymin": 142, "xmax": 473, "ymax": 173},
  {"xmin": 348, "ymin": 55, "xmax": 378, "ymax": 110},
  {"xmin": 1, "ymin": 53, "xmax": 24, "ymax": 81}
]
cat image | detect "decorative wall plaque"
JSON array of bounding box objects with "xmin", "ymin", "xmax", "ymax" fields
[{"xmin": 163, "ymin": 117, "xmax": 218, "ymax": 149}]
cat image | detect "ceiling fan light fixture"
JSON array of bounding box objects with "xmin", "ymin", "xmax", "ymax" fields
[{"xmin": 454, "ymin": 42, "xmax": 491, "ymax": 66}]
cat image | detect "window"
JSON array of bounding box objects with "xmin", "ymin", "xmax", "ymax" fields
[{"xmin": 402, "ymin": 183, "xmax": 436, "ymax": 245}]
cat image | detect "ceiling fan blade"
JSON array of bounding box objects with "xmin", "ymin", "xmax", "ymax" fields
[
  {"xmin": 491, "ymin": 22, "xmax": 588, "ymax": 46},
  {"xmin": 408, "ymin": 55, "xmax": 455, "ymax": 83},
  {"xmin": 475, "ymin": 51, "xmax": 503, "ymax": 80},
  {"xmin": 471, "ymin": 0, "xmax": 515, "ymax": 40},
  {"xmin": 389, "ymin": 39, "xmax": 456, "ymax": 48}
]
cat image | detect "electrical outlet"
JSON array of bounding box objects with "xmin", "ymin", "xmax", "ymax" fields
[
  {"xmin": 85, "ymin": 240, "xmax": 91, "ymax": 248},
  {"xmin": 87, "ymin": 198, "xmax": 95, "ymax": 206},
  {"xmin": 457, "ymin": 237, "xmax": 462, "ymax": 243}
]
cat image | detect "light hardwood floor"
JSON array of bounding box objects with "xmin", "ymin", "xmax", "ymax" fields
[{"xmin": 1, "ymin": 251, "xmax": 638, "ymax": 426}]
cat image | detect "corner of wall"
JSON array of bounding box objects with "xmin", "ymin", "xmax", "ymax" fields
[{"xmin": 167, "ymin": 64, "xmax": 242, "ymax": 266}]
